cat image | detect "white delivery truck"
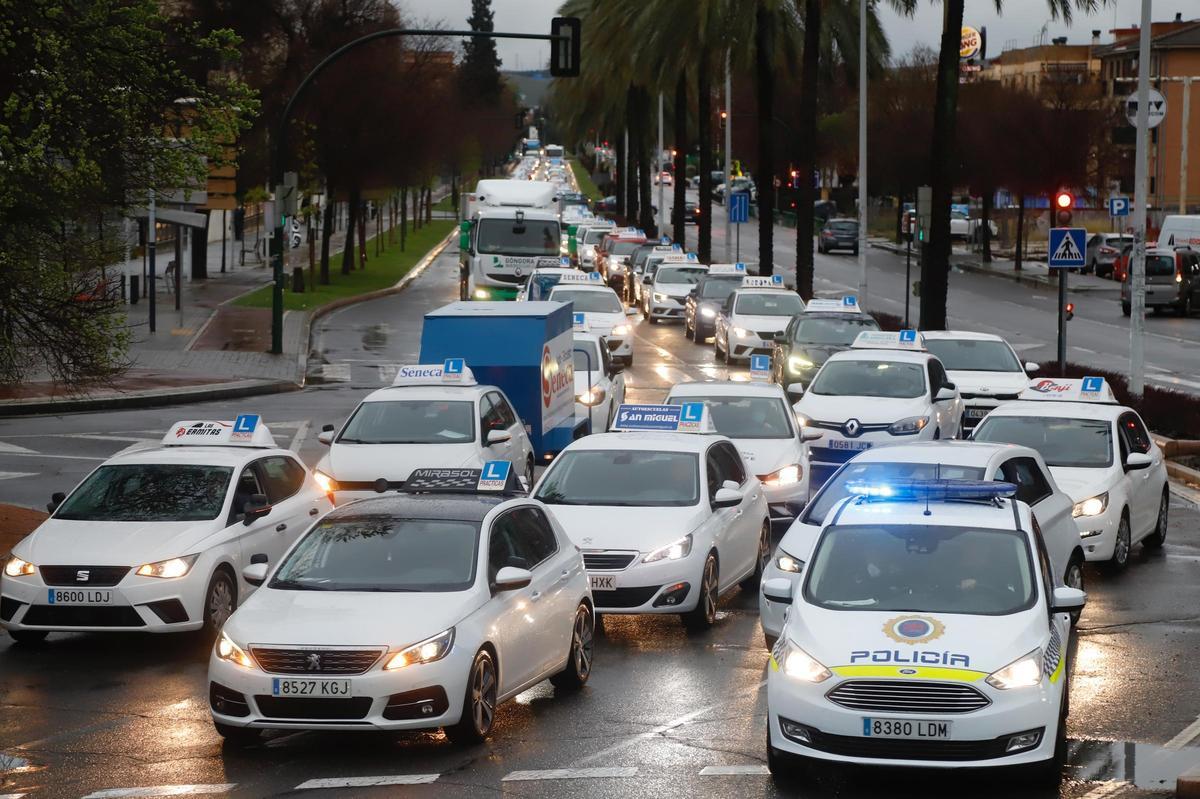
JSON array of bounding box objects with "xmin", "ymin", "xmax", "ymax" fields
[
  {"xmin": 459, "ymin": 180, "xmax": 563, "ymax": 301},
  {"xmin": 1158, "ymin": 215, "xmax": 1200, "ymax": 250}
]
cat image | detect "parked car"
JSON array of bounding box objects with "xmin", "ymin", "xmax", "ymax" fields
[
  {"xmin": 1085, "ymin": 233, "xmax": 1132, "ymax": 278},
  {"xmin": 949, "ymin": 209, "xmax": 998, "ymax": 241},
  {"xmin": 688, "ymin": 170, "xmax": 726, "ymax": 190},
  {"xmin": 1121, "ymin": 246, "xmax": 1200, "ymax": 316}
]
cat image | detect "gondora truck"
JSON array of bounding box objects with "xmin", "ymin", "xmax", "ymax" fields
[{"xmin": 459, "ymin": 179, "xmax": 562, "ymax": 301}]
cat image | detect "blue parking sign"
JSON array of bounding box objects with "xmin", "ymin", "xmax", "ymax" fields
[{"xmin": 1107, "ymin": 197, "xmax": 1130, "ymax": 217}]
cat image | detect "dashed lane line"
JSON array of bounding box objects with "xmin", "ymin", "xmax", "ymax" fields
[
  {"xmin": 698, "ymin": 765, "xmax": 770, "ymax": 776},
  {"xmin": 81, "ymin": 786, "xmax": 235, "ymax": 799},
  {"xmin": 289, "ymin": 420, "xmax": 311, "ymax": 453},
  {"xmin": 296, "ymin": 775, "xmax": 440, "ymax": 789},
  {"xmin": 501, "ymin": 767, "xmax": 639, "ymax": 782}
]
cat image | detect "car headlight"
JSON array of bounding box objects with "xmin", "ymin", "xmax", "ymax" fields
[
  {"xmin": 4, "ymin": 556, "xmax": 36, "ymax": 577},
  {"xmin": 775, "ymin": 551, "xmax": 804, "ymax": 573},
  {"xmin": 774, "ymin": 640, "xmax": 832, "ymax": 683},
  {"xmin": 653, "ymin": 292, "xmax": 668, "ymax": 302},
  {"xmin": 700, "ymin": 307, "xmax": 716, "ymax": 318},
  {"xmin": 788, "ymin": 355, "xmax": 813, "ymax": 373},
  {"xmin": 215, "ymin": 632, "xmax": 256, "ymax": 670},
  {"xmin": 985, "ymin": 649, "xmax": 1043, "ymax": 689},
  {"xmin": 761, "ymin": 464, "xmax": 801, "ymax": 487},
  {"xmin": 135, "ymin": 554, "xmax": 199, "ymax": 579},
  {"xmin": 732, "ymin": 327, "xmax": 749, "ymax": 338},
  {"xmin": 611, "ymin": 324, "xmax": 631, "ymax": 336},
  {"xmin": 384, "ymin": 628, "xmax": 455, "ymax": 670},
  {"xmin": 642, "ymin": 534, "xmax": 693, "ymax": 563},
  {"xmin": 313, "ymin": 469, "xmax": 338, "ymax": 493},
  {"xmin": 1072, "ymin": 492, "xmax": 1109, "ymax": 518},
  {"xmin": 888, "ymin": 416, "xmax": 930, "ymax": 435},
  {"xmin": 576, "ymin": 385, "xmax": 607, "ymax": 406}
]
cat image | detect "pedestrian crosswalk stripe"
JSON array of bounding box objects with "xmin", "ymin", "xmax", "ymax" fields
[
  {"xmin": 81, "ymin": 785, "xmax": 235, "ymax": 798},
  {"xmin": 0, "ymin": 442, "xmax": 36, "ymax": 454},
  {"xmin": 0, "ymin": 471, "xmax": 36, "ymax": 482},
  {"xmin": 501, "ymin": 767, "xmax": 638, "ymax": 781},
  {"xmin": 296, "ymin": 775, "xmax": 440, "ymax": 789},
  {"xmin": 699, "ymin": 765, "xmax": 770, "ymax": 776},
  {"xmin": 316, "ymin": 363, "xmax": 351, "ymax": 382}
]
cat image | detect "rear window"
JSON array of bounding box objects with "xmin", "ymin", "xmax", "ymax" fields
[
  {"xmin": 1146, "ymin": 255, "xmax": 1176, "ymax": 277},
  {"xmin": 830, "ymin": 221, "xmax": 858, "ymax": 232}
]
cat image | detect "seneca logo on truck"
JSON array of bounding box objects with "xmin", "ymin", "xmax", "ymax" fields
[{"xmin": 541, "ymin": 344, "xmax": 573, "ymax": 408}]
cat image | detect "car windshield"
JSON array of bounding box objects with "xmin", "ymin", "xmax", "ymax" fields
[
  {"xmin": 699, "ymin": 278, "xmax": 741, "ymax": 299},
  {"xmin": 270, "ymin": 517, "xmax": 479, "ymax": 592},
  {"xmin": 972, "ymin": 415, "xmax": 1113, "ymax": 468},
  {"xmin": 55, "ymin": 464, "xmax": 233, "ymax": 522},
  {"xmin": 477, "ymin": 218, "xmax": 560, "ymax": 256},
  {"xmin": 339, "ymin": 400, "xmax": 475, "ymax": 444},
  {"xmin": 573, "ymin": 343, "xmax": 603, "ymax": 371},
  {"xmin": 924, "ymin": 338, "xmax": 1021, "ymax": 372},
  {"xmin": 735, "ymin": 293, "xmax": 805, "ymax": 315},
  {"xmin": 657, "ymin": 267, "xmax": 707, "ymax": 285},
  {"xmin": 803, "ymin": 462, "xmax": 986, "ymax": 526},
  {"xmin": 606, "ymin": 240, "xmax": 643, "ymax": 256},
  {"xmin": 536, "ymin": 450, "xmax": 699, "ymax": 506},
  {"xmin": 583, "ymin": 228, "xmax": 610, "ymax": 244},
  {"xmin": 550, "ymin": 288, "xmax": 622, "ymax": 314},
  {"xmin": 666, "ymin": 395, "xmax": 793, "ymax": 439},
  {"xmin": 804, "ymin": 524, "xmax": 1035, "ymax": 615},
  {"xmin": 809, "ymin": 360, "xmax": 926, "ymax": 399},
  {"xmin": 1146, "ymin": 255, "xmax": 1176, "ymax": 277},
  {"xmin": 793, "ymin": 316, "xmax": 880, "ymax": 345}
]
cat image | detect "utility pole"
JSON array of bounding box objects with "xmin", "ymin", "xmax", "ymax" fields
[
  {"xmin": 147, "ymin": 185, "xmax": 156, "ymax": 333},
  {"xmin": 724, "ymin": 50, "xmax": 733, "ymax": 263},
  {"xmin": 1182, "ymin": 76, "xmax": 1192, "ymax": 214},
  {"xmin": 657, "ymin": 92, "xmax": 665, "ymax": 236},
  {"xmin": 857, "ymin": 0, "xmax": 868, "ymax": 305},
  {"xmin": 1129, "ymin": 0, "xmax": 1151, "ymax": 397}
]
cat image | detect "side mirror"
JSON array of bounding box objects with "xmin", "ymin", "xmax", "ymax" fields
[
  {"xmin": 486, "ymin": 428, "xmax": 512, "ymax": 446},
  {"xmin": 317, "ymin": 430, "xmax": 334, "ymax": 445},
  {"xmin": 47, "ymin": 491, "xmax": 66, "ymax": 513},
  {"xmin": 712, "ymin": 487, "xmax": 743, "ymax": 509},
  {"xmin": 762, "ymin": 577, "xmax": 794, "ymax": 605},
  {"xmin": 773, "ymin": 331, "xmax": 788, "ymax": 341},
  {"xmin": 1025, "ymin": 362, "xmax": 1040, "ymax": 373},
  {"xmin": 1125, "ymin": 452, "xmax": 1153, "ymax": 470},
  {"xmin": 250, "ymin": 553, "xmax": 269, "ymax": 565},
  {"xmin": 242, "ymin": 494, "xmax": 272, "ymax": 525},
  {"xmin": 494, "ymin": 566, "xmax": 533, "ymax": 592},
  {"xmin": 625, "ymin": 307, "xmax": 638, "ymax": 316},
  {"xmin": 321, "ymin": 424, "xmax": 336, "ymax": 432},
  {"xmin": 801, "ymin": 428, "xmax": 823, "ymax": 442},
  {"xmin": 609, "ymin": 361, "xmax": 625, "ymax": 375},
  {"xmin": 243, "ymin": 562, "xmax": 268, "ymax": 587},
  {"xmin": 787, "ymin": 382, "xmax": 805, "ymax": 396},
  {"xmin": 1051, "ymin": 585, "xmax": 1086, "ymax": 614},
  {"xmin": 935, "ymin": 386, "xmax": 957, "ymax": 401}
]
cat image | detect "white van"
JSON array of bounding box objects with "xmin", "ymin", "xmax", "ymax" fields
[{"xmin": 1158, "ymin": 215, "xmax": 1200, "ymax": 250}]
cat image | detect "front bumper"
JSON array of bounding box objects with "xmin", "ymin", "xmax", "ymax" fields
[
  {"xmin": 725, "ymin": 330, "xmax": 777, "ymax": 360},
  {"xmin": 587, "ymin": 552, "xmax": 704, "ymax": 614},
  {"xmin": 760, "ymin": 479, "xmax": 810, "ymax": 522},
  {"xmin": 1, "ymin": 570, "xmax": 208, "ymax": 633},
  {"xmin": 649, "ymin": 296, "xmax": 687, "ymax": 321},
  {"xmin": 1076, "ymin": 505, "xmax": 1121, "ymax": 561}
]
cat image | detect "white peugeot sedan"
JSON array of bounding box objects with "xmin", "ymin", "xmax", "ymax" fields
[
  {"xmin": 759, "ymin": 441, "xmax": 1086, "ymax": 646},
  {"xmin": 533, "ymin": 403, "xmax": 770, "ymax": 630},
  {"xmin": 714, "ymin": 276, "xmax": 806, "ymax": 364},
  {"xmin": 208, "ymin": 464, "xmax": 592, "ymax": 745},
  {"xmin": 794, "ymin": 331, "xmax": 964, "ymax": 489},
  {"xmin": 548, "ymin": 276, "xmax": 636, "ymax": 365},
  {"xmin": 573, "ymin": 332, "xmax": 627, "ymax": 435},
  {"xmin": 2, "ymin": 416, "xmax": 331, "ymax": 642},
  {"xmin": 645, "ymin": 262, "xmax": 708, "ymax": 324},
  {"xmin": 665, "ymin": 380, "xmax": 821, "ymax": 526},
  {"xmin": 765, "ymin": 479, "xmax": 1084, "ymax": 786},
  {"xmin": 972, "ymin": 377, "xmax": 1169, "ymax": 572},
  {"xmin": 315, "ymin": 362, "xmax": 535, "ymax": 503},
  {"xmin": 921, "ymin": 331, "xmax": 1038, "ymax": 434}
]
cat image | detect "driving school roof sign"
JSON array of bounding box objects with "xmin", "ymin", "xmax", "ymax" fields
[
  {"xmin": 611, "ymin": 403, "xmax": 710, "ymax": 433},
  {"xmin": 1019, "ymin": 376, "xmax": 1114, "ymax": 403}
]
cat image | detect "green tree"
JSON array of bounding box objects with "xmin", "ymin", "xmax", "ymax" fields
[{"xmin": 460, "ymin": 0, "xmax": 503, "ymax": 106}]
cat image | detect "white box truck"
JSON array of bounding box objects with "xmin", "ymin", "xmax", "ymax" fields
[{"xmin": 458, "ymin": 180, "xmax": 563, "ymax": 301}]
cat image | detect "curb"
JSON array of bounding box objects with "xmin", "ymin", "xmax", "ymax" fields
[
  {"xmin": 0, "ymin": 378, "xmax": 299, "ymax": 418},
  {"xmin": 868, "ymin": 241, "xmax": 1117, "ymax": 293},
  {"xmin": 1180, "ymin": 765, "xmax": 1200, "ymax": 799}
]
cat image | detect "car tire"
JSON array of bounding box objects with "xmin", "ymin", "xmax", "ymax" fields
[
  {"xmin": 202, "ymin": 569, "xmax": 237, "ymax": 639},
  {"xmin": 648, "ymin": 315, "xmax": 658, "ymax": 325},
  {"xmin": 1122, "ymin": 302, "xmax": 1131, "ymax": 317},
  {"xmin": 681, "ymin": 554, "xmax": 719, "ymax": 632},
  {"xmin": 214, "ymin": 723, "xmax": 261, "ymax": 747},
  {"xmin": 1104, "ymin": 512, "xmax": 1132, "ymax": 573},
  {"xmin": 1179, "ymin": 294, "xmax": 1192, "ymax": 316},
  {"xmin": 549, "ymin": 603, "xmax": 594, "ymax": 691},
  {"xmin": 8, "ymin": 630, "xmax": 49, "ymax": 645},
  {"xmin": 445, "ymin": 648, "xmax": 498, "ymax": 745},
  {"xmin": 525, "ymin": 459, "xmax": 536, "ymax": 493},
  {"xmin": 1144, "ymin": 489, "xmax": 1169, "ymax": 549},
  {"xmin": 1064, "ymin": 553, "xmax": 1085, "ymax": 626},
  {"xmin": 685, "ymin": 318, "xmax": 695, "ymax": 340},
  {"xmin": 767, "ymin": 729, "xmax": 808, "ymax": 786},
  {"xmin": 740, "ymin": 521, "xmax": 771, "ymax": 590}
]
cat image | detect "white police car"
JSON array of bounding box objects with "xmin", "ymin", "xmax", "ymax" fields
[
  {"xmin": 714, "ymin": 276, "xmax": 806, "ymax": 364},
  {"xmin": 208, "ymin": 463, "xmax": 593, "ymax": 744},
  {"xmin": 666, "ymin": 377, "xmax": 821, "ymax": 525},
  {"xmin": 765, "ymin": 479, "xmax": 1084, "ymax": 785},
  {"xmin": 922, "ymin": 331, "xmax": 1038, "ymax": 433},
  {"xmin": 972, "ymin": 377, "xmax": 1169, "ymax": 572},
  {"xmin": 573, "ymin": 332, "xmax": 627, "ymax": 435},
  {"xmin": 794, "ymin": 331, "xmax": 964, "ymax": 488},
  {"xmin": 314, "ymin": 362, "xmax": 535, "ymax": 503},
  {"xmin": 644, "ymin": 260, "xmax": 708, "ymax": 324},
  {"xmin": 548, "ymin": 274, "xmax": 636, "ymax": 365},
  {"xmin": 533, "ymin": 404, "xmax": 770, "ymax": 630},
  {"xmin": 2, "ymin": 416, "xmax": 331, "ymax": 642}
]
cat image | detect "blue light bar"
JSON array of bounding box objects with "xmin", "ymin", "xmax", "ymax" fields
[{"xmin": 846, "ymin": 479, "xmax": 1017, "ymax": 502}]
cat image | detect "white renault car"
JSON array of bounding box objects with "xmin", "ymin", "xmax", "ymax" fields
[
  {"xmin": 794, "ymin": 331, "xmax": 964, "ymax": 489},
  {"xmin": 665, "ymin": 380, "xmax": 821, "ymax": 526},
  {"xmin": 533, "ymin": 403, "xmax": 770, "ymax": 630},
  {"xmin": 314, "ymin": 362, "xmax": 535, "ymax": 503},
  {"xmin": 972, "ymin": 377, "xmax": 1169, "ymax": 572},
  {"xmin": 765, "ymin": 479, "xmax": 1084, "ymax": 786},
  {"xmin": 208, "ymin": 464, "xmax": 593, "ymax": 744},
  {"xmin": 922, "ymin": 331, "xmax": 1038, "ymax": 434},
  {"xmin": 714, "ymin": 276, "xmax": 806, "ymax": 364},
  {"xmin": 548, "ymin": 276, "xmax": 636, "ymax": 365},
  {"xmin": 645, "ymin": 262, "xmax": 708, "ymax": 324},
  {"xmin": 759, "ymin": 441, "xmax": 1086, "ymax": 646},
  {"xmin": 2, "ymin": 416, "xmax": 331, "ymax": 642}
]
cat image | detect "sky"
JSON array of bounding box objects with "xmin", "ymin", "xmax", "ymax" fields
[{"xmin": 400, "ymin": 0, "xmax": 1197, "ymax": 69}]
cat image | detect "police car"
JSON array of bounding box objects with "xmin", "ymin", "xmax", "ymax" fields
[
  {"xmin": 684, "ymin": 264, "xmax": 749, "ymax": 341},
  {"xmin": 208, "ymin": 464, "xmax": 593, "ymax": 744},
  {"xmin": 770, "ymin": 297, "xmax": 880, "ymax": 397},
  {"xmin": 972, "ymin": 377, "xmax": 1169, "ymax": 572},
  {"xmin": 666, "ymin": 379, "xmax": 821, "ymax": 525},
  {"xmin": 635, "ymin": 251, "xmax": 700, "ymax": 313},
  {"xmin": 794, "ymin": 331, "xmax": 964, "ymax": 488},
  {"xmin": 1, "ymin": 416, "xmax": 331, "ymax": 642},
  {"xmin": 644, "ymin": 259, "xmax": 708, "ymax": 324},
  {"xmin": 759, "ymin": 441, "xmax": 1086, "ymax": 645},
  {"xmin": 765, "ymin": 479, "xmax": 1084, "ymax": 784},
  {"xmin": 314, "ymin": 362, "xmax": 535, "ymax": 503},
  {"xmin": 922, "ymin": 331, "xmax": 1039, "ymax": 433},
  {"xmin": 573, "ymin": 332, "xmax": 627, "ymax": 435},
  {"xmin": 532, "ymin": 404, "xmax": 770, "ymax": 630},
  {"xmin": 714, "ymin": 276, "xmax": 806, "ymax": 363},
  {"xmin": 548, "ymin": 274, "xmax": 636, "ymax": 365}
]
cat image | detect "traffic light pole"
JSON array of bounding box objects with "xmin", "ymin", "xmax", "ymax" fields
[{"xmin": 1057, "ymin": 267, "xmax": 1067, "ymax": 376}]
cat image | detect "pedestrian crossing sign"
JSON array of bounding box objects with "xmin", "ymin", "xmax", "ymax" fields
[{"xmin": 1048, "ymin": 228, "xmax": 1086, "ymax": 268}]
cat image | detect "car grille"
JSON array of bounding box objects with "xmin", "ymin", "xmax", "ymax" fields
[
  {"xmin": 251, "ymin": 648, "xmax": 383, "ymax": 675},
  {"xmin": 756, "ymin": 331, "xmax": 782, "ymax": 340},
  {"xmin": 254, "ymin": 696, "xmax": 373, "ymax": 720},
  {"xmin": 39, "ymin": 566, "xmax": 130, "ymax": 587},
  {"xmin": 592, "ymin": 585, "xmax": 660, "ymax": 609},
  {"xmin": 959, "ymin": 392, "xmax": 1020, "ymax": 401},
  {"xmin": 583, "ymin": 551, "xmax": 638, "ymax": 571},
  {"xmin": 808, "ymin": 446, "xmax": 866, "ymax": 465},
  {"xmin": 21, "ymin": 605, "xmax": 145, "ymax": 627},
  {"xmin": 792, "ymin": 722, "xmax": 1021, "ymax": 762},
  {"xmin": 826, "ymin": 680, "xmax": 991, "ymax": 714}
]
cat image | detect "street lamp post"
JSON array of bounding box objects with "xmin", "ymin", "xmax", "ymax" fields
[{"xmin": 857, "ymin": 0, "xmax": 868, "ymax": 306}]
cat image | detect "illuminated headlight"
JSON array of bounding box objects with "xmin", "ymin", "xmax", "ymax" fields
[
  {"xmin": 473, "ymin": 288, "xmax": 490, "ymax": 299},
  {"xmin": 700, "ymin": 307, "xmax": 716, "ymax": 318},
  {"xmin": 313, "ymin": 469, "xmax": 338, "ymax": 493},
  {"xmin": 985, "ymin": 649, "xmax": 1043, "ymax": 689},
  {"xmin": 788, "ymin": 355, "xmax": 813, "ymax": 373},
  {"xmin": 732, "ymin": 327, "xmax": 749, "ymax": 338},
  {"xmin": 611, "ymin": 324, "xmax": 631, "ymax": 336},
  {"xmin": 576, "ymin": 385, "xmax": 607, "ymax": 406},
  {"xmin": 384, "ymin": 628, "xmax": 455, "ymax": 670},
  {"xmin": 775, "ymin": 640, "xmax": 831, "ymax": 683},
  {"xmin": 136, "ymin": 554, "xmax": 198, "ymax": 579},
  {"xmin": 4, "ymin": 556, "xmax": 36, "ymax": 577},
  {"xmin": 642, "ymin": 534, "xmax": 693, "ymax": 563},
  {"xmin": 1072, "ymin": 492, "xmax": 1109, "ymax": 518},
  {"xmin": 794, "ymin": 412, "xmax": 811, "ymax": 428},
  {"xmin": 653, "ymin": 292, "xmax": 669, "ymax": 302},
  {"xmin": 888, "ymin": 416, "xmax": 930, "ymax": 435},
  {"xmin": 215, "ymin": 632, "xmax": 256, "ymax": 670},
  {"xmin": 775, "ymin": 551, "xmax": 804, "ymax": 574},
  {"xmin": 761, "ymin": 464, "xmax": 801, "ymax": 487}
]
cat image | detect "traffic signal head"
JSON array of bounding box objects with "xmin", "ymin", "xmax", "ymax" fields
[
  {"xmin": 1055, "ymin": 191, "xmax": 1073, "ymax": 209},
  {"xmin": 1065, "ymin": 302, "xmax": 1075, "ymax": 321},
  {"xmin": 1054, "ymin": 191, "xmax": 1074, "ymax": 226}
]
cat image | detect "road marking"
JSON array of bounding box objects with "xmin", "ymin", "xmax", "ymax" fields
[
  {"xmin": 502, "ymin": 768, "xmax": 638, "ymax": 782},
  {"xmin": 82, "ymin": 786, "xmax": 235, "ymax": 798},
  {"xmin": 0, "ymin": 472, "xmax": 36, "ymax": 481},
  {"xmin": 289, "ymin": 420, "xmax": 310, "ymax": 452},
  {"xmin": 1077, "ymin": 781, "xmax": 1126, "ymax": 799},
  {"xmin": 296, "ymin": 775, "xmax": 440, "ymax": 789},
  {"xmin": 0, "ymin": 794, "xmax": 26, "ymax": 799},
  {"xmin": 0, "ymin": 442, "xmax": 36, "ymax": 454},
  {"xmin": 699, "ymin": 765, "xmax": 770, "ymax": 776},
  {"xmin": 1165, "ymin": 716, "xmax": 1200, "ymax": 750},
  {"xmin": 317, "ymin": 363, "xmax": 351, "ymax": 382}
]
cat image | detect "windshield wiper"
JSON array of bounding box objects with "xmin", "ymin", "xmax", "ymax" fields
[{"xmin": 269, "ymin": 579, "xmax": 332, "ymax": 591}]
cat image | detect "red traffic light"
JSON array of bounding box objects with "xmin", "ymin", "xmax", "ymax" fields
[
  {"xmin": 1065, "ymin": 302, "xmax": 1075, "ymax": 321},
  {"xmin": 1055, "ymin": 191, "xmax": 1073, "ymax": 209}
]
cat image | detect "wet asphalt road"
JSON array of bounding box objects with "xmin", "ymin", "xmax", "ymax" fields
[{"xmin": 1, "ymin": 241, "xmax": 1199, "ymax": 798}]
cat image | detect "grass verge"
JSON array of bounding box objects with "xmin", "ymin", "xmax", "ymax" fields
[
  {"xmin": 570, "ymin": 158, "xmax": 603, "ymax": 202},
  {"xmin": 235, "ymin": 220, "xmax": 455, "ymax": 312}
]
